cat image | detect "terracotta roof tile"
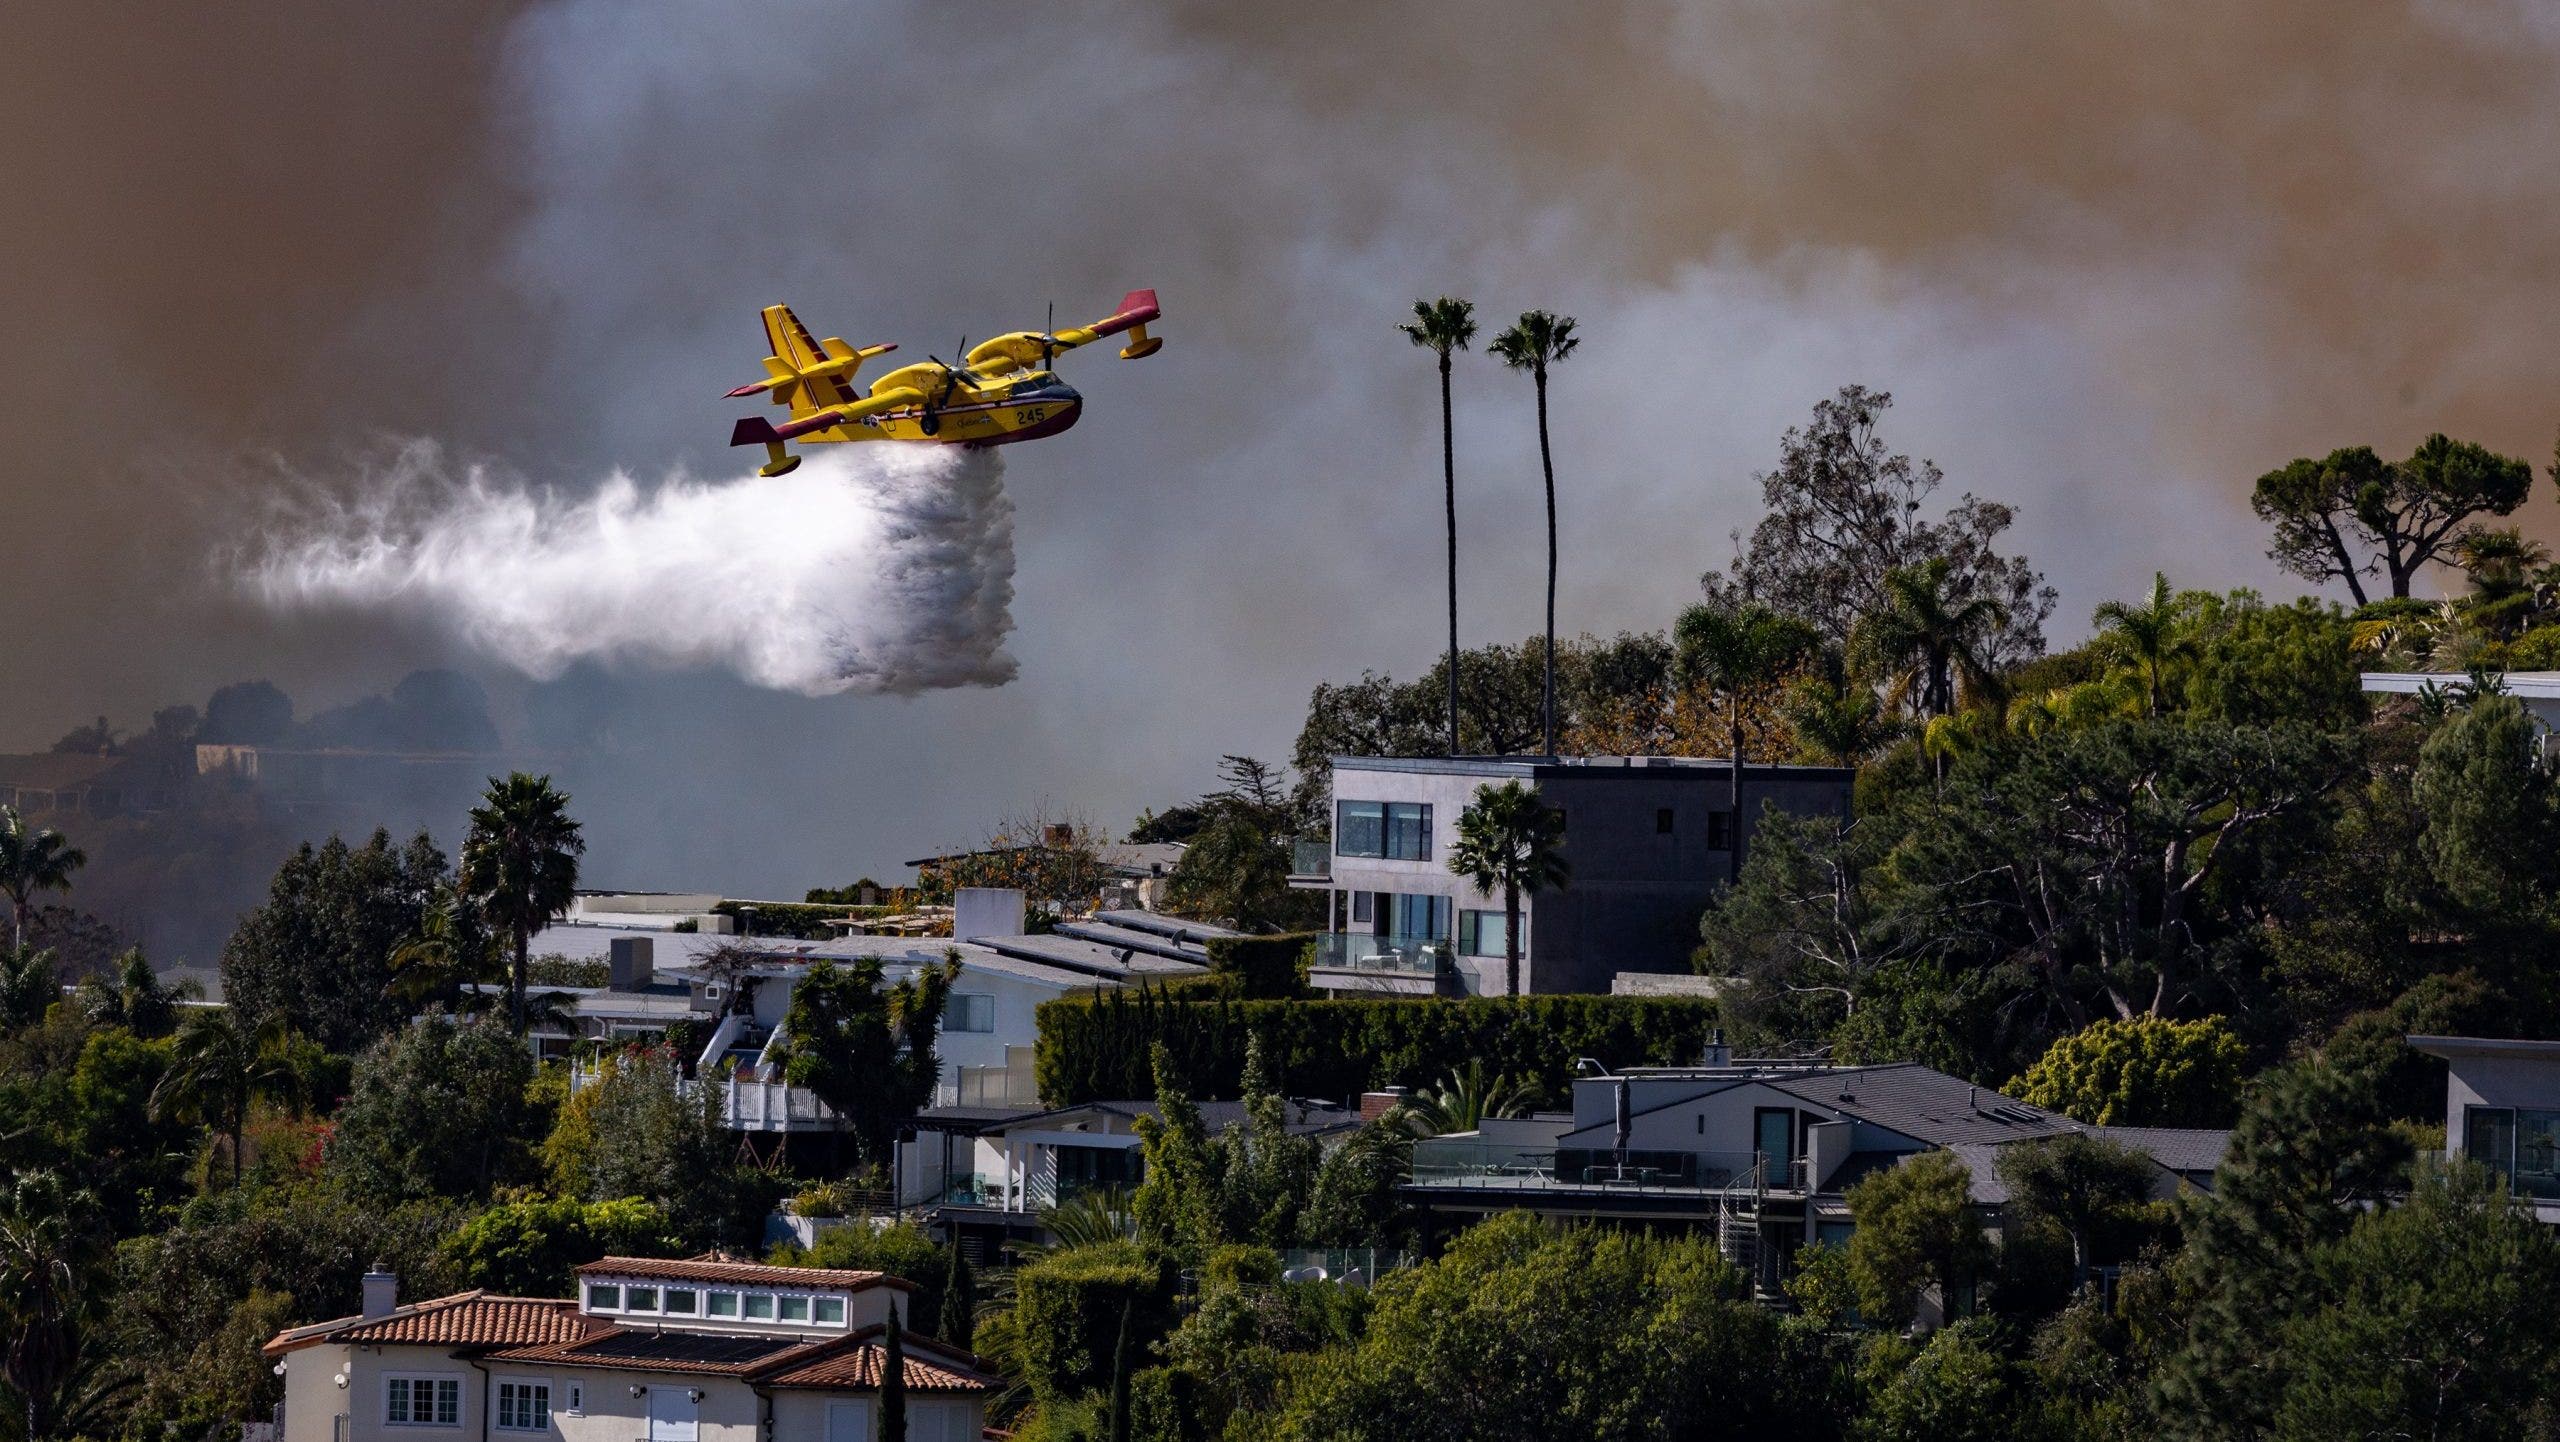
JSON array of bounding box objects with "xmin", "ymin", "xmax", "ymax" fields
[
  {"xmin": 486, "ymin": 1326, "xmax": 993, "ymax": 1393},
  {"xmin": 575, "ymin": 1255, "xmax": 913, "ymax": 1292},
  {"xmin": 264, "ymin": 1294, "xmax": 604, "ymax": 1356},
  {"xmin": 762, "ymin": 1340, "xmax": 995, "ymax": 1393}
]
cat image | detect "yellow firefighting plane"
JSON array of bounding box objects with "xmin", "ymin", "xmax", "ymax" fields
[{"xmin": 724, "ymin": 289, "xmax": 1162, "ymax": 475}]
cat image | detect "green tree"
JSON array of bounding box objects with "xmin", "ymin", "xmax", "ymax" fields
[
  {"xmin": 880, "ymin": 1303, "xmax": 908, "ymax": 1442},
  {"xmin": 1785, "ymin": 663, "xmax": 1905, "ymax": 769},
  {"xmin": 1160, "ymin": 757, "xmax": 1321, "ymax": 932},
  {"xmin": 0, "ymin": 945, "xmax": 56, "ymax": 1033},
  {"xmin": 1851, "ymin": 557, "xmax": 2010, "ymax": 722},
  {"xmin": 2413, "ymin": 691, "xmax": 2560, "ymax": 921},
  {"xmin": 151, "ymin": 1007, "xmax": 297, "ymax": 1188},
  {"xmin": 1993, "ymin": 1135, "xmax": 2157, "ymax": 1288},
  {"xmin": 2268, "ymin": 1160, "xmax": 2560, "ymax": 1441},
  {"xmin": 1396, "ymin": 1057, "xmax": 1531, "ymax": 1136},
  {"xmin": 1446, "ymin": 780, "xmax": 1570, "ymax": 997},
  {"xmin": 76, "ymin": 946, "xmax": 186, "ymax": 1039},
  {"xmin": 1010, "ymin": 1241, "xmax": 1178, "ymax": 1405},
  {"xmin": 0, "ymin": 807, "xmax": 85, "ymax": 950},
  {"xmin": 0, "ymin": 1171, "xmax": 103, "ymax": 1442},
  {"xmin": 1489, "ymin": 309, "xmax": 1581, "ymax": 757},
  {"xmin": 1214, "ymin": 1036, "xmax": 1320, "ymax": 1249},
  {"xmin": 2011, "ymin": 1016, "xmax": 2247, "ymax": 1127},
  {"xmin": 938, "ymin": 1240, "xmax": 976, "ymax": 1350},
  {"xmin": 327, "ymin": 1017, "xmax": 534, "ymax": 1201},
  {"xmin": 1400, "ymin": 296, "xmax": 1478, "ymax": 758},
  {"xmin": 460, "ymin": 773, "xmax": 586, "ymax": 1033},
  {"xmin": 2251, "ymin": 436, "xmax": 2533, "ymax": 602},
  {"xmin": 1129, "ymin": 1046, "xmax": 1220, "ymax": 1256},
  {"xmin": 1675, "ymin": 600, "xmax": 1821, "ymax": 876},
  {"xmin": 1297, "ymin": 1119, "xmax": 1413, "ymax": 1249},
  {"xmin": 543, "ymin": 1048, "xmax": 745, "ymax": 1245},
  {"xmin": 1268, "ymin": 1213, "xmax": 1788, "ymax": 1442},
  {"xmin": 771, "ymin": 954, "xmax": 956, "ymax": 1168},
  {"xmin": 219, "ymin": 829, "xmax": 448, "ymax": 1053},
  {"xmin": 1859, "ymin": 1320, "xmax": 2031, "ymax": 1442},
  {"xmin": 444, "ymin": 1195, "xmax": 680, "ymax": 1296},
  {"xmin": 2090, "ymin": 572, "xmax": 2197, "ymax": 717},
  {"xmin": 1843, "ymin": 1150, "xmax": 1995, "ymax": 1328}
]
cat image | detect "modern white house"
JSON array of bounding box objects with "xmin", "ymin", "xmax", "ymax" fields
[
  {"xmin": 2409, "ymin": 1033, "xmax": 2560, "ymax": 1222},
  {"xmin": 260, "ymin": 1257, "xmax": 991, "ymax": 1442},
  {"xmin": 2361, "ymin": 670, "xmax": 2560, "ymax": 734},
  {"xmin": 896, "ymin": 1097, "xmax": 1362, "ymax": 1259},
  {"xmin": 1404, "ymin": 1045, "xmax": 2225, "ymax": 1296},
  {"xmin": 1290, "ymin": 756, "xmax": 1855, "ymax": 996}
]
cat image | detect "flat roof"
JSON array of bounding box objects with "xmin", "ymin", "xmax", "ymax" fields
[
  {"xmin": 2407, "ymin": 1033, "xmax": 2560, "ymax": 1061},
  {"xmin": 1331, "ymin": 755, "xmax": 1853, "ymax": 780},
  {"xmin": 2362, "ymin": 671, "xmax": 2560, "ymax": 699}
]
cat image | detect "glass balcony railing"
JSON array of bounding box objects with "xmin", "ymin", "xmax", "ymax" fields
[
  {"xmin": 1310, "ymin": 933, "xmax": 1451, "ymax": 975},
  {"xmin": 1291, "ymin": 839, "xmax": 1332, "ymax": 877},
  {"xmin": 1408, "ymin": 1141, "xmax": 1795, "ymax": 1193}
]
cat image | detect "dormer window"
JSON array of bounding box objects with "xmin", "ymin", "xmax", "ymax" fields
[
  {"xmin": 585, "ymin": 1284, "xmax": 620, "ymax": 1311},
  {"xmin": 777, "ymin": 1295, "xmax": 811, "ymax": 1322},
  {"xmin": 705, "ymin": 1291, "xmax": 740, "ymax": 1318},
  {"xmin": 664, "ymin": 1289, "xmax": 698, "ymax": 1315},
  {"xmin": 742, "ymin": 1294, "xmax": 775, "ymax": 1320},
  {"xmin": 625, "ymin": 1286, "xmax": 659, "ymax": 1312},
  {"xmin": 813, "ymin": 1297, "xmax": 846, "ymax": 1325}
]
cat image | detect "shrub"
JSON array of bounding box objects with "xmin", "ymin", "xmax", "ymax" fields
[
  {"xmin": 781, "ymin": 1220, "xmax": 951, "ymax": 1329},
  {"xmin": 1036, "ymin": 990, "xmax": 1723, "ymax": 1105},
  {"xmin": 444, "ymin": 1194, "xmax": 681, "ymax": 1295},
  {"xmin": 1202, "ymin": 934, "xmax": 1312, "ymax": 1000},
  {"xmin": 2010, "ymin": 1014, "xmax": 2247, "ymax": 1127},
  {"xmin": 1012, "ymin": 1241, "xmax": 1180, "ymax": 1403}
]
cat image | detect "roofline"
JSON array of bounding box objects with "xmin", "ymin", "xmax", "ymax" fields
[
  {"xmin": 2362, "ymin": 670, "xmax": 2560, "ymax": 699},
  {"xmin": 1329, "ymin": 754, "xmax": 1855, "ymax": 780},
  {"xmin": 571, "ymin": 1259, "xmax": 918, "ymax": 1293},
  {"xmin": 2406, "ymin": 1033, "xmax": 2560, "ymax": 1060}
]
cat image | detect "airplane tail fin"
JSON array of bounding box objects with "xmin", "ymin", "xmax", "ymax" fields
[
  {"xmin": 725, "ymin": 305, "xmax": 896, "ymax": 416},
  {"xmin": 1091, "ymin": 288, "xmax": 1162, "ymax": 359}
]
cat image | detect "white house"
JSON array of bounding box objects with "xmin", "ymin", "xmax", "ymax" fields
[
  {"xmin": 2409, "ymin": 1033, "xmax": 2560, "ymax": 1222},
  {"xmin": 261, "ymin": 1257, "xmax": 990, "ymax": 1442}
]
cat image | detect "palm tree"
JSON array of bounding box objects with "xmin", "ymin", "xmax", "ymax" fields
[
  {"xmin": 2090, "ymin": 572, "xmax": 2196, "ymax": 717},
  {"xmin": 389, "ymin": 887, "xmax": 492, "ymax": 1012},
  {"xmin": 1675, "ymin": 601, "xmax": 1821, "ymax": 879},
  {"xmin": 151, "ymin": 1007, "xmax": 295, "ymax": 1187},
  {"xmin": 0, "ymin": 808, "xmax": 85, "ymax": 949},
  {"xmin": 461, "ymin": 773, "xmax": 586, "ymax": 1032},
  {"xmin": 1850, "ymin": 558, "xmax": 2009, "ymax": 722},
  {"xmin": 1396, "ymin": 1058, "xmax": 1531, "ymax": 1136},
  {"xmin": 76, "ymin": 947, "xmax": 190, "ymax": 1039},
  {"xmin": 0, "ymin": 947, "xmax": 57, "ymax": 1032},
  {"xmin": 1784, "ymin": 667, "xmax": 1905, "ymax": 769},
  {"xmin": 0, "ymin": 1171, "xmax": 101, "ymax": 1442},
  {"xmin": 1445, "ymin": 780, "xmax": 1570, "ymax": 998},
  {"xmin": 1489, "ymin": 311, "xmax": 1581, "ymax": 756},
  {"xmin": 1400, "ymin": 297, "xmax": 1478, "ymax": 757}
]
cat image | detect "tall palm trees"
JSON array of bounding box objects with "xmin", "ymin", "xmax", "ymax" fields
[
  {"xmin": 462, "ymin": 773, "xmax": 586, "ymax": 1032},
  {"xmin": 152, "ymin": 1007, "xmax": 295, "ymax": 1187},
  {"xmin": 0, "ymin": 807, "xmax": 85, "ymax": 949},
  {"xmin": 0, "ymin": 1171, "xmax": 100, "ymax": 1442},
  {"xmin": 1490, "ymin": 311, "xmax": 1581, "ymax": 756},
  {"xmin": 1446, "ymin": 780, "xmax": 1570, "ymax": 998},
  {"xmin": 1851, "ymin": 558, "xmax": 2009, "ymax": 721},
  {"xmin": 1401, "ymin": 297, "xmax": 1478, "ymax": 757},
  {"xmin": 2091, "ymin": 572, "xmax": 2195, "ymax": 716}
]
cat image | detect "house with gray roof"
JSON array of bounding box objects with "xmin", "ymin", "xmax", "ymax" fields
[{"xmin": 1404, "ymin": 1042, "xmax": 2227, "ymax": 1295}]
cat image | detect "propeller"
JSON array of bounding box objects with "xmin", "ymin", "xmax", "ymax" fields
[
  {"xmin": 918, "ymin": 354, "xmax": 970, "ymax": 437},
  {"xmin": 1039, "ymin": 301, "xmax": 1058, "ymax": 370}
]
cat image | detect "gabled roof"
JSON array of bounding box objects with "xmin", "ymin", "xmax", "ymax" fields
[
  {"xmin": 262, "ymin": 1292, "xmax": 605, "ymax": 1357},
  {"xmin": 2089, "ymin": 1125, "xmax": 2229, "ymax": 1176},
  {"xmin": 575, "ymin": 1254, "xmax": 914, "ymax": 1292},
  {"xmin": 1758, "ymin": 1064, "xmax": 2078, "ymax": 1147}
]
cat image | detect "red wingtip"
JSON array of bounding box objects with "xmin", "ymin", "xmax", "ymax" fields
[
  {"xmin": 1117, "ymin": 288, "xmax": 1159, "ymax": 323},
  {"xmin": 724, "ymin": 383, "xmax": 767, "ymax": 398}
]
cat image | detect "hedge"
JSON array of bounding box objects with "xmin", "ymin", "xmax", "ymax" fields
[
  {"xmin": 1012, "ymin": 1241, "xmax": 1180, "ymax": 1402},
  {"xmin": 1035, "ymin": 989, "xmax": 1725, "ymax": 1106},
  {"xmin": 1200, "ymin": 933, "xmax": 1313, "ymax": 1000}
]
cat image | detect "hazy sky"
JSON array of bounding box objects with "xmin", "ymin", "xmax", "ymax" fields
[{"xmin": 9, "ymin": 2, "xmax": 2560, "ymax": 894}]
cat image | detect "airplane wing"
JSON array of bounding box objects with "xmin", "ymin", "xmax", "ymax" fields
[{"xmin": 965, "ymin": 289, "xmax": 1162, "ymax": 371}]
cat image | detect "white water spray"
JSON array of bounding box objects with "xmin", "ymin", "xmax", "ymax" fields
[{"xmin": 236, "ymin": 440, "xmax": 1017, "ymax": 695}]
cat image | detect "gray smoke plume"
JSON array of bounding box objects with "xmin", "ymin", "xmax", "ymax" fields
[{"xmin": 237, "ymin": 440, "xmax": 1016, "ymax": 696}]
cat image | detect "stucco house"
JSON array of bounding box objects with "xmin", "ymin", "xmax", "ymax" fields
[
  {"xmin": 260, "ymin": 1256, "xmax": 991, "ymax": 1442},
  {"xmin": 2409, "ymin": 1033, "xmax": 2560, "ymax": 1222}
]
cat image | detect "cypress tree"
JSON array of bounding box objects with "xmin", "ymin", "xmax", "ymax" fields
[{"xmin": 879, "ymin": 1305, "xmax": 906, "ymax": 1442}]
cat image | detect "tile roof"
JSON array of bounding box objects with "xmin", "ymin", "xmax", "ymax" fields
[
  {"xmin": 2089, "ymin": 1125, "xmax": 2230, "ymax": 1176},
  {"xmin": 489, "ymin": 1327, "xmax": 995, "ymax": 1393},
  {"xmin": 263, "ymin": 1293, "xmax": 604, "ymax": 1356},
  {"xmin": 575, "ymin": 1255, "xmax": 914, "ymax": 1292}
]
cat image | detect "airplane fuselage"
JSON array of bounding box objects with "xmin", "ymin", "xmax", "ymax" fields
[{"xmin": 810, "ymin": 370, "xmax": 1082, "ymax": 448}]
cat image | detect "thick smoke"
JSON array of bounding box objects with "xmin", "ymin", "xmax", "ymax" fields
[{"xmin": 238, "ymin": 441, "xmax": 1016, "ymax": 696}]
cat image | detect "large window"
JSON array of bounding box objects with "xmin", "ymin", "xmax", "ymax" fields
[
  {"xmin": 2468, "ymin": 1105, "xmax": 2560, "ymax": 1199},
  {"xmin": 1336, "ymin": 801, "xmax": 1431, "ymax": 860},
  {"xmin": 584, "ymin": 1284, "xmax": 619, "ymax": 1311},
  {"xmin": 1388, "ymin": 893, "xmax": 1451, "ymax": 940},
  {"xmin": 494, "ymin": 1380, "xmax": 551, "ymax": 1432},
  {"xmin": 385, "ymin": 1376, "xmax": 461, "ymax": 1428},
  {"xmin": 1458, "ymin": 909, "xmax": 1509, "ymax": 958},
  {"xmin": 947, "ymin": 994, "xmax": 995, "ymax": 1033}
]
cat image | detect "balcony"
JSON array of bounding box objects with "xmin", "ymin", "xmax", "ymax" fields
[
  {"xmin": 1308, "ymin": 933, "xmax": 1452, "ymax": 995},
  {"xmin": 1408, "ymin": 1141, "xmax": 1806, "ymax": 1196}
]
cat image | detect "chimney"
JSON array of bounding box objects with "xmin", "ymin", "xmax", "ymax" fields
[
  {"xmin": 1042, "ymin": 823, "xmax": 1075, "ymax": 849},
  {"xmin": 608, "ymin": 937, "xmax": 655, "ymax": 992},
  {"xmin": 1359, "ymin": 1087, "xmax": 1410, "ymax": 1121},
  {"xmin": 953, "ymin": 887, "xmax": 1027, "ymax": 941},
  {"xmin": 361, "ymin": 1264, "xmax": 398, "ymax": 1320},
  {"xmin": 1703, "ymin": 1027, "xmax": 1731, "ymax": 1068}
]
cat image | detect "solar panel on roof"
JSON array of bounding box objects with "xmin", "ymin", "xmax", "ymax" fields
[{"xmin": 576, "ymin": 1332, "xmax": 801, "ymax": 1366}]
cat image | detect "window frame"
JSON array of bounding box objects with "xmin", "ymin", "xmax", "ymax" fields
[
  {"xmin": 492, "ymin": 1377, "xmax": 552, "ymax": 1433},
  {"xmin": 1334, "ymin": 800, "xmax": 1386, "ymax": 858},
  {"xmin": 813, "ymin": 1296, "xmax": 847, "ymax": 1325},
  {"xmin": 623, "ymin": 1285, "xmax": 660, "ymax": 1313},
  {"xmin": 584, "ymin": 1283, "xmax": 621, "ymax": 1312},
  {"xmin": 742, "ymin": 1292, "xmax": 776, "ymax": 1320},
  {"xmin": 1382, "ymin": 802, "xmax": 1432, "ymax": 861},
  {"xmin": 705, "ymin": 1290, "xmax": 740, "ymax": 1319},
  {"xmin": 946, "ymin": 993, "xmax": 996, "ymax": 1034},
  {"xmin": 1457, "ymin": 909, "xmax": 1509, "ymax": 958},
  {"xmin": 383, "ymin": 1373, "xmax": 463, "ymax": 1429},
  {"xmin": 777, "ymin": 1294, "xmax": 813, "ymax": 1322},
  {"xmin": 663, "ymin": 1288, "xmax": 698, "ymax": 1315}
]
